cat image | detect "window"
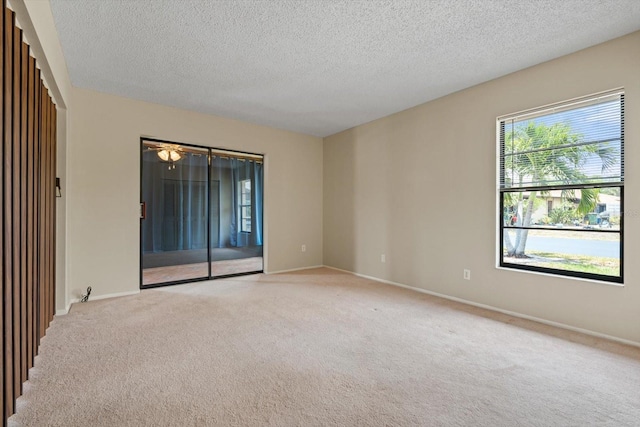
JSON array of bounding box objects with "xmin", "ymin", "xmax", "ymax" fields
[
  {"xmin": 498, "ymin": 90, "xmax": 624, "ymax": 283},
  {"xmin": 239, "ymin": 179, "xmax": 252, "ymax": 232}
]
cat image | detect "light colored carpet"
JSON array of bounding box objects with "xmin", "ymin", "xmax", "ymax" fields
[{"xmin": 9, "ymin": 268, "xmax": 640, "ymax": 426}]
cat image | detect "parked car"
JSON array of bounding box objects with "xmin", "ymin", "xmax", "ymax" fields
[{"xmin": 598, "ymin": 211, "xmax": 611, "ymax": 228}]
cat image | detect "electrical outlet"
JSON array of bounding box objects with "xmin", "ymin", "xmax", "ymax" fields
[
  {"xmin": 381, "ymin": 254, "xmax": 386, "ymax": 263},
  {"xmin": 301, "ymin": 244, "xmax": 306, "ymax": 252},
  {"xmin": 463, "ymin": 269, "xmax": 471, "ymax": 280}
]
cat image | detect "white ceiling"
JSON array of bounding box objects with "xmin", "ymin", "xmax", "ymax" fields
[{"xmin": 50, "ymin": 0, "xmax": 640, "ymax": 137}]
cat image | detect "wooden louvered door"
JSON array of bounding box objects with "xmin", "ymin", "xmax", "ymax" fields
[{"xmin": 1, "ymin": 2, "xmax": 57, "ymax": 424}]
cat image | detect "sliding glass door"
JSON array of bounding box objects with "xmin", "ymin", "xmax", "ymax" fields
[{"xmin": 140, "ymin": 139, "xmax": 264, "ymax": 287}]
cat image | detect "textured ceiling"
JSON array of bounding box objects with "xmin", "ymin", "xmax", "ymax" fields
[{"xmin": 50, "ymin": 0, "xmax": 640, "ymax": 137}]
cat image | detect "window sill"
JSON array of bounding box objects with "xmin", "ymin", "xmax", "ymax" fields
[{"xmin": 495, "ymin": 265, "xmax": 624, "ymax": 287}]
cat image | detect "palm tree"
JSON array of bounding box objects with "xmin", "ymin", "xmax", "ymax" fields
[{"xmin": 503, "ymin": 122, "xmax": 616, "ymax": 258}]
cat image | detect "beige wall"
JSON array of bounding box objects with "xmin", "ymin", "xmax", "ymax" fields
[
  {"xmin": 324, "ymin": 31, "xmax": 640, "ymax": 344},
  {"xmin": 67, "ymin": 88, "xmax": 323, "ymax": 301}
]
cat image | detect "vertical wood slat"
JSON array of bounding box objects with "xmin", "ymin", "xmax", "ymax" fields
[
  {"xmin": 37, "ymin": 83, "xmax": 42, "ymax": 344},
  {"xmin": 40, "ymin": 84, "xmax": 49, "ymax": 343},
  {"xmin": 11, "ymin": 24, "xmax": 21, "ymax": 404},
  {"xmin": 0, "ymin": 3, "xmax": 57, "ymax": 422},
  {"xmin": 36, "ymin": 79, "xmax": 41, "ymax": 348},
  {"xmin": 47, "ymin": 94, "xmax": 52, "ymax": 324},
  {"xmin": 39, "ymin": 85, "xmax": 46, "ymax": 341},
  {"xmin": 0, "ymin": 0, "xmax": 4, "ymax": 420},
  {"xmin": 45, "ymin": 97, "xmax": 49, "ymax": 321},
  {"xmin": 42, "ymin": 93, "xmax": 51, "ymax": 326},
  {"xmin": 32, "ymin": 67, "xmax": 39, "ymax": 353},
  {"xmin": 47, "ymin": 100, "xmax": 53, "ymax": 325},
  {"xmin": 3, "ymin": 7, "xmax": 14, "ymax": 420},
  {"xmin": 46, "ymin": 92, "xmax": 51, "ymax": 330},
  {"xmin": 51, "ymin": 104, "xmax": 56, "ymax": 326},
  {"xmin": 19, "ymin": 41, "xmax": 26, "ymax": 388},
  {"xmin": 25, "ymin": 55, "xmax": 33, "ymax": 372},
  {"xmin": 39, "ymin": 84, "xmax": 45, "ymax": 342}
]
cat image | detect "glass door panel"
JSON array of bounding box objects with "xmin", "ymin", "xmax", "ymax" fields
[
  {"xmin": 141, "ymin": 141, "xmax": 210, "ymax": 286},
  {"xmin": 210, "ymin": 154, "xmax": 263, "ymax": 277}
]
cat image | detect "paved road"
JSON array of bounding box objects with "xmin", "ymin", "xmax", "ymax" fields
[{"xmin": 525, "ymin": 236, "xmax": 619, "ymax": 258}]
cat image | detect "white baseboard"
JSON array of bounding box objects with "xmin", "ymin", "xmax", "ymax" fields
[
  {"xmin": 266, "ymin": 265, "xmax": 324, "ymax": 275},
  {"xmin": 55, "ymin": 290, "xmax": 141, "ymax": 316},
  {"xmin": 323, "ymin": 265, "xmax": 640, "ymax": 349},
  {"xmin": 56, "ymin": 300, "xmax": 74, "ymax": 316}
]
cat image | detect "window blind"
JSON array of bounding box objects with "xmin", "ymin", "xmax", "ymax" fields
[{"xmin": 499, "ymin": 91, "xmax": 624, "ymax": 192}]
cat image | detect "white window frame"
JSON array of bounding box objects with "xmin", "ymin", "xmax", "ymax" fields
[{"xmin": 238, "ymin": 179, "xmax": 251, "ymax": 233}]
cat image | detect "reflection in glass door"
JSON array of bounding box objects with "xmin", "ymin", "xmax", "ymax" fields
[
  {"xmin": 210, "ymin": 153, "xmax": 264, "ymax": 277},
  {"xmin": 141, "ymin": 142, "xmax": 210, "ymax": 285},
  {"xmin": 140, "ymin": 139, "xmax": 264, "ymax": 287}
]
